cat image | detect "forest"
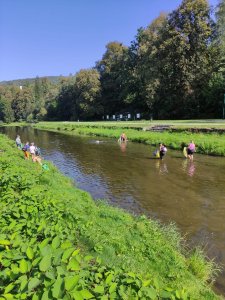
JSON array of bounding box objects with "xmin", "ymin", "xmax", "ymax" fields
[{"xmin": 0, "ymin": 0, "xmax": 225, "ymax": 122}]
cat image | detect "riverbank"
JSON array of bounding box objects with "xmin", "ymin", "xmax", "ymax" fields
[
  {"xmin": 0, "ymin": 134, "xmax": 222, "ymax": 299},
  {"xmin": 32, "ymin": 121, "xmax": 225, "ymax": 156}
]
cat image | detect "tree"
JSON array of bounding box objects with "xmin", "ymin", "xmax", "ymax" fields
[
  {"xmin": 216, "ymin": 0, "xmax": 225, "ymax": 74},
  {"xmin": 12, "ymin": 88, "xmax": 35, "ymax": 121},
  {"xmin": 130, "ymin": 14, "xmax": 168, "ymax": 117},
  {"xmin": 0, "ymin": 96, "xmax": 14, "ymax": 123},
  {"xmin": 74, "ymin": 69, "xmax": 102, "ymax": 120},
  {"xmin": 96, "ymin": 42, "xmax": 128, "ymax": 115},
  {"xmin": 153, "ymin": 0, "xmax": 216, "ymax": 118}
]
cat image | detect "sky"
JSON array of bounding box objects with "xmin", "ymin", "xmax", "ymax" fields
[{"xmin": 0, "ymin": 0, "xmax": 219, "ymax": 81}]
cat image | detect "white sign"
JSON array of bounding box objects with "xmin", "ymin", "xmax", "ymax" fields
[
  {"xmin": 136, "ymin": 113, "xmax": 140, "ymax": 119},
  {"xmin": 128, "ymin": 114, "xmax": 131, "ymax": 119},
  {"xmin": 120, "ymin": 114, "xmax": 123, "ymax": 118},
  {"xmin": 113, "ymin": 115, "xmax": 115, "ymax": 119},
  {"xmin": 106, "ymin": 115, "xmax": 109, "ymax": 120}
]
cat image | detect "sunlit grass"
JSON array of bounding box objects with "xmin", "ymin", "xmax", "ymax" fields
[{"xmin": 0, "ymin": 133, "xmax": 221, "ymax": 299}]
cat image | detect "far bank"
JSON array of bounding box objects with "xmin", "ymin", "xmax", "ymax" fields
[{"xmin": 30, "ymin": 121, "xmax": 225, "ymax": 157}]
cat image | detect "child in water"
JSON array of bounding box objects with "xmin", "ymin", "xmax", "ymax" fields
[{"xmin": 159, "ymin": 143, "xmax": 167, "ymax": 160}]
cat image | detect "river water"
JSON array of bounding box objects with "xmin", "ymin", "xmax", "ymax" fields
[{"xmin": 1, "ymin": 126, "xmax": 225, "ymax": 294}]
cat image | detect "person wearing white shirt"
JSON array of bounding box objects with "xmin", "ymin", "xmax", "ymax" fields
[{"xmin": 30, "ymin": 143, "xmax": 36, "ymax": 161}]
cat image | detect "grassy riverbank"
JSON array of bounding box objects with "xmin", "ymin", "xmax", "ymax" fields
[
  {"xmin": 33, "ymin": 121, "xmax": 225, "ymax": 156},
  {"xmin": 0, "ymin": 134, "xmax": 221, "ymax": 299}
]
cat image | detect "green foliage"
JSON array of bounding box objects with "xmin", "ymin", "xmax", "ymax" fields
[
  {"xmin": 0, "ymin": 134, "xmax": 221, "ymax": 299},
  {"xmin": 0, "ymin": 95, "xmax": 14, "ymax": 123},
  {"xmin": 0, "ymin": 0, "xmax": 224, "ymax": 120}
]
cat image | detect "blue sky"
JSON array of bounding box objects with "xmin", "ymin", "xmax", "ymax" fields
[{"xmin": 0, "ymin": 0, "xmax": 219, "ymax": 81}]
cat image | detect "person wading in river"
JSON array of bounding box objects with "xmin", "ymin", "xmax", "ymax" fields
[{"xmin": 187, "ymin": 141, "xmax": 196, "ymax": 161}]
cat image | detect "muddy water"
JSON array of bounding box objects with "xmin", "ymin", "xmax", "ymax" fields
[{"xmin": 2, "ymin": 126, "xmax": 225, "ymax": 294}]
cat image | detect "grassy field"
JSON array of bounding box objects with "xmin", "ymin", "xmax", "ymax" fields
[
  {"xmin": 3, "ymin": 119, "xmax": 225, "ymax": 129},
  {"xmin": 0, "ymin": 134, "xmax": 221, "ymax": 299},
  {"xmin": 33, "ymin": 121, "xmax": 225, "ymax": 156}
]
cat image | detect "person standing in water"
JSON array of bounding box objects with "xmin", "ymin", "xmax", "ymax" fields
[
  {"xmin": 159, "ymin": 143, "xmax": 167, "ymax": 160},
  {"xmin": 119, "ymin": 133, "xmax": 127, "ymax": 142},
  {"xmin": 15, "ymin": 135, "xmax": 22, "ymax": 149},
  {"xmin": 187, "ymin": 141, "xmax": 195, "ymax": 161}
]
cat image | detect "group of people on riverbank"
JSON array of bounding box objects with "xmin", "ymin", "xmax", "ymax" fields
[
  {"xmin": 15, "ymin": 135, "xmax": 42, "ymax": 164},
  {"xmin": 118, "ymin": 133, "xmax": 196, "ymax": 160}
]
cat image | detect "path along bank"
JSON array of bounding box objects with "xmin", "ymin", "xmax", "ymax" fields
[
  {"xmin": 32, "ymin": 122, "xmax": 225, "ymax": 157},
  {"xmin": 0, "ymin": 134, "xmax": 222, "ymax": 299}
]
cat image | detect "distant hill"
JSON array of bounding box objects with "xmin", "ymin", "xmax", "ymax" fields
[{"xmin": 0, "ymin": 76, "xmax": 68, "ymax": 86}]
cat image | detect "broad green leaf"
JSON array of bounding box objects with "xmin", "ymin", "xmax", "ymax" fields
[
  {"xmin": 20, "ymin": 278, "xmax": 28, "ymax": 292},
  {"xmin": 20, "ymin": 293, "xmax": 27, "ymax": 299},
  {"xmin": 40, "ymin": 245, "xmax": 52, "ymax": 257},
  {"xmin": 143, "ymin": 279, "xmax": 151, "ymax": 287},
  {"xmin": 45, "ymin": 269, "xmax": 56, "ymax": 280},
  {"xmin": 105, "ymin": 273, "xmax": 113, "ymax": 284},
  {"xmin": 127, "ymin": 272, "xmax": 136, "ymax": 278},
  {"xmin": 4, "ymin": 283, "xmax": 14, "ymax": 294},
  {"xmin": 20, "ymin": 259, "xmax": 28, "ymax": 274},
  {"xmin": 80, "ymin": 289, "xmax": 94, "ymax": 299},
  {"xmin": 71, "ymin": 291, "xmax": 83, "ymax": 300},
  {"xmin": 109, "ymin": 283, "xmax": 117, "ymax": 294},
  {"xmin": 28, "ymin": 278, "xmax": 41, "ymax": 291},
  {"xmin": 160, "ymin": 290, "xmax": 173, "ymax": 298},
  {"xmin": 52, "ymin": 236, "xmax": 61, "ymax": 249},
  {"xmin": 32, "ymin": 294, "xmax": 39, "ymax": 300},
  {"xmin": 0, "ymin": 240, "xmax": 10, "ymax": 246},
  {"xmin": 52, "ymin": 277, "xmax": 64, "ymax": 299},
  {"xmin": 61, "ymin": 240, "xmax": 73, "ymax": 249},
  {"xmin": 26, "ymin": 247, "xmax": 34, "ymax": 260},
  {"xmin": 94, "ymin": 285, "xmax": 104, "ymax": 294},
  {"xmin": 147, "ymin": 287, "xmax": 157, "ymax": 299},
  {"xmin": 84, "ymin": 255, "xmax": 93, "ymax": 262},
  {"xmin": 72, "ymin": 249, "xmax": 80, "ymax": 256},
  {"xmin": 61, "ymin": 247, "xmax": 74, "ymax": 262},
  {"xmin": 39, "ymin": 238, "xmax": 50, "ymax": 249},
  {"xmin": 67, "ymin": 257, "xmax": 80, "ymax": 271},
  {"xmin": 39, "ymin": 254, "xmax": 52, "ymax": 272},
  {"xmin": 32, "ymin": 256, "xmax": 41, "ymax": 267},
  {"xmin": 65, "ymin": 275, "xmax": 79, "ymax": 291},
  {"xmin": 41, "ymin": 291, "xmax": 49, "ymax": 300},
  {"xmin": 2, "ymin": 294, "xmax": 14, "ymax": 300}
]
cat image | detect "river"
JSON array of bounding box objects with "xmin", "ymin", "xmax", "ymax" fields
[{"xmin": 1, "ymin": 126, "xmax": 225, "ymax": 294}]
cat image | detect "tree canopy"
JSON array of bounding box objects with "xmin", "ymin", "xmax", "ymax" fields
[{"xmin": 0, "ymin": 0, "xmax": 224, "ymax": 121}]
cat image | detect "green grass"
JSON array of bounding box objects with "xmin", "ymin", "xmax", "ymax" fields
[
  {"xmin": 0, "ymin": 134, "xmax": 221, "ymax": 299},
  {"xmin": 33, "ymin": 121, "xmax": 225, "ymax": 156}
]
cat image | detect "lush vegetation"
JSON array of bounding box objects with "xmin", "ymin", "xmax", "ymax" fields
[
  {"xmin": 33, "ymin": 121, "xmax": 225, "ymax": 157},
  {"xmin": 0, "ymin": 134, "xmax": 221, "ymax": 299},
  {"xmin": 0, "ymin": 0, "xmax": 225, "ymax": 122}
]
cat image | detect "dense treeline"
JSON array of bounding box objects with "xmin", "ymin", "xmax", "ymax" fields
[{"xmin": 0, "ymin": 0, "xmax": 225, "ymax": 122}]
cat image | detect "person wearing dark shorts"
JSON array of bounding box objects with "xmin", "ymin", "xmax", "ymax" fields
[{"xmin": 187, "ymin": 141, "xmax": 195, "ymax": 161}]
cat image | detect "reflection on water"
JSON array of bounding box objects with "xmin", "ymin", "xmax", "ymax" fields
[
  {"xmin": 182, "ymin": 160, "xmax": 196, "ymax": 177},
  {"xmin": 1, "ymin": 126, "xmax": 225, "ymax": 295},
  {"xmin": 119, "ymin": 141, "xmax": 127, "ymax": 153},
  {"xmin": 155, "ymin": 160, "xmax": 168, "ymax": 175}
]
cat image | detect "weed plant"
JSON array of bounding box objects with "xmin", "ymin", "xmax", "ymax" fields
[{"xmin": 0, "ymin": 134, "xmax": 221, "ymax": 299}]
